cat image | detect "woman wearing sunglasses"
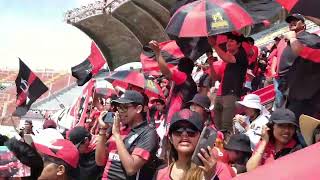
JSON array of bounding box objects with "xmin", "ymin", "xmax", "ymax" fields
[{"xmin": 153, "ymin": 109, "xmax": 233, "ymax": 180}]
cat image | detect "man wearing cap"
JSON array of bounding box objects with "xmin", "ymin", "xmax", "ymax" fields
[
  {"xmin": 213, "ymin": 134, "xmax": 252, "ymax": 176},
  {"xmin": 208, "ymin": 33, "xmax": 249, "ymax": 137},
  {"xmin": 68, "ymin": 126, "xmax": 104, "ymax": 180},
  {"xmin": 246, "ymin": 109, "xmax": 303, "ymax": 171},
  {"xmin": 279, "ymin": 13, "xmax": 320, "ymax": 118},
  {"xmin": 187, "ymin": 93, "xmax": 212, "ymax": 125},
  {"xmin": 35, "ymin": 139, "xmax": 79, "ymax": 180},
  {"xmin": 95, "ymin": 90, "xmax": 159, "ymax": 180}
]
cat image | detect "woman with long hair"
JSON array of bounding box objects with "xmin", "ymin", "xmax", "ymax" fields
[{"xmin": 154, "ymin": 109, "xmax": 233, "ymax": 180}]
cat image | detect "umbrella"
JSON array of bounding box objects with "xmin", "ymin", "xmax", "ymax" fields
[
  {"xmin": 140, "ymin": 40, "xmax": 185, "ymax": 72},
  {"xmin": 106, "ymin": 70, "xmax": 164, "ymax": 98},
  {"xmin": 233, "ymin": 142, "xmax": 320, "ymax": 180},
  {"xmin": 166, "ymin": 0, "xmax": 254, "ymax": 37},
  {"xmin": 276, "ymin": 0, "xmax": 320, "ymax": 18},
  {"xmin": 94, "ymin": 78, "xmax": 117, "ymax": 98}
]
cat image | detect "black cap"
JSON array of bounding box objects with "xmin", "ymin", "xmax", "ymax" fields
[
  {"xmin": 112, "ymin": 90, "xmax": 144, "ymax": 105},
  {"xmin": 224, "ymin": 134, "xmax": 251, "ymax": 153},
  {"xmin": 169, "ymin": 109, "xmax": 204, "ymax": 133},
  {"xmin": 270, "ymin": 108, "xmax": 298, "ymax": 127},
  {"xmin": 286, "ymin": 14, "xmax": 305, "ymax": 23},
  {"xmin": 187, "ymin": 94, "xmax": 211, "ymax": 111},
  {"xmin": 24, "ymin": 120, "xmax": 32, "ymax": 125},
  {"xmin": 68, "ymin": 126, "xmax": 91, "ymax": 147}
]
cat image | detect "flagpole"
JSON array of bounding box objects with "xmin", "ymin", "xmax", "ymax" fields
[{"xmin": 53, "ymin": 96, "xmax": 65, "ymax": 109}]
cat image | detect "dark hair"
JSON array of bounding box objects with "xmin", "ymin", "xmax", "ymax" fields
[
  {"xmin": 5, "ymin": 138, "xmax": 43, "ymax": 180},
  {"xmin": 312, "ymin": 124, "xmax": 320, "ymax": 144},
  {"xmin": 228, "ymin": 34, "xmax": 245, "ymax": 44},
  {"xmin": 178, "ymin": 57, "xmax": 194, "ymax": 74},
  {"xmin": 43, "ymin": 155, "xmax": 79, "ymax": 180},
  {"xmin": 267, "ymin": 122, "xmax": 298, "ymax": 143},
  {"xmin": 246, "ymin": 37, "xmax": 255, "ymax": 44},
  {"xmin": 0, "ymin": 134, "xmax": 9, "ymax": 146}
]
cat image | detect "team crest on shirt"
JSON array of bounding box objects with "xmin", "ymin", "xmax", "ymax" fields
[{"xmin": 127, "ymin": 134, "xmax": 139, "ymax": 145}]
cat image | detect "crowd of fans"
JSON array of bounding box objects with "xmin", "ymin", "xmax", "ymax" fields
[{"xmin": 1, "ymin": 13, "xmax": 320, "ymax": 180}]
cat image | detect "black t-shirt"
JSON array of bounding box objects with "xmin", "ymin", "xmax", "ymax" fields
[
  {"xmin": 103, "ymin": 121, "xmax": 159, "ymax": 180},
  {"xmin": 78, "ymin": 150, "xmax": 104, "ymax": 180},
  {"xmin": 221, "ymin": 47, "xmax": 248, "ymax": 97}
]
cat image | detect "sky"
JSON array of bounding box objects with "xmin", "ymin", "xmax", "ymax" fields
[{"xmin": 0, "ymin": 0, "xmax": 96, "ymax": 71}]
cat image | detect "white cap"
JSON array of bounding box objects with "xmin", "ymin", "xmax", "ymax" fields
[{"xmin": 236, "ymin": 94, "xmax": 262, "ymax": 110}]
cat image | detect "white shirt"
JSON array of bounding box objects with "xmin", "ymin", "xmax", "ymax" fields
[{"xmin": 245, "ymin": 115, "xmax": 269, "ymax": 150}]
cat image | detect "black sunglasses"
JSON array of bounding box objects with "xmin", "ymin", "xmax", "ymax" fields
[{"xmin": 172, "ymin": 127, "xmax": 199, "ymax": 137}]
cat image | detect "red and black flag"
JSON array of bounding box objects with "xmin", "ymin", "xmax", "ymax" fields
[
  {"xmin": 140, "ymin": 40, "xmax": 185, "ymax": 72},
  {"xmin": 71, "ymin": 41, "xmax": 106, "ymax": 86},
  {"xmin": 276, "ymin": 0, "xmax": 319, "ymax": 18},
  {"xmin": 165, "ymin": 0, "xmax": 254, "ymax": 37},
  {"xmin": 13, "ymin": 59, "xmax": 48, "ymax": 117}
]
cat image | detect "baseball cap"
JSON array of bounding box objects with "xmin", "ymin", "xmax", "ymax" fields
[
  {"xmin": 187, "ymin": 94, "xmax": 211, "ymax": 111},
  {"xmin": 286, "ymin": 13, "xmax": 305, "ymax": 23},
  {"xmin": 169, "ymin": 109, "xmax": 204, "ymax": 133},
  {"xmin": 34, "ymin": 139, "xmax": 79, "ymax": 168},
  {"xmin": 236, "ymin": 94, "xmax": 262, "ymax": 110},
  {"xmin": 224, "ymin": 134, "xmax": 252, "ymax": 153},
  {"xmin": 68, "ymin": 126, "xmax": 91, "ymax": 148},
  {"xmin": 112, "ymin": 90, "xmax": 144, "ymax": 105},
  {"xmin": 269, "ymin": 108, "xmax": 298, "ymax": 127},
  {"xmin": 43, "ymin": 119, "xmax": 57, "ymax": 129},
  {"xmin": 24, "ymin": 120, "xmax": 32, "ymax": 125}
]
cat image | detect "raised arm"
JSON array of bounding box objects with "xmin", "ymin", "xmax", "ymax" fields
[
  {"xmin": 208, "ymin": 36, "xmax": 236, "ymax": 63},
  {"xmin": 149, "ymin": 40, "xmax": 172, "ymax": 79}
]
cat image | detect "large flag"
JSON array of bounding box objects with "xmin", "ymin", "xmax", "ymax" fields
[
  {"xmin": 71, "ymin": 42, "xmax": 106, "ymax": 86},
  {"xmin": 69, "ymin": 80, "xmax": 94, "ymax": 128},
  {"xmin": 13, "ymin": 59, "xmax": 48, "ymax": 117},
  {"xmin": 140, "ymin": 40, "xmax": 185, "ymax": 72}
]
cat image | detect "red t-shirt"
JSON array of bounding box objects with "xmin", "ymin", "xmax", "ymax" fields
[
  {"xmin": 253, "ymin": 139, "xmax": 297, "ymax": 165},
  {"xmin": 166, "ymin": 69, "xmax": 187, "ymax": 124}
]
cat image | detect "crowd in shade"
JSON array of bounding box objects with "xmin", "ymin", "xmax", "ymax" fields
[{"xmin": 1, "ymin": 0, "xmax": 320, "ymax": 180}]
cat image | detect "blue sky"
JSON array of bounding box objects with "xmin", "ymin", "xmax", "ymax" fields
[{"xmin": 0, "ymin": 0, "xmax": 94, "ymax": 71}]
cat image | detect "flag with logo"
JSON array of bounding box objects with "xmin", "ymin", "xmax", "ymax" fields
[
  {"xmin": 13, "ymin": 59, "xmax": 48, "ymax": 117},
  {"xmin": 71, "ymin": 41, "xmax": 106, "ymax": 86}
]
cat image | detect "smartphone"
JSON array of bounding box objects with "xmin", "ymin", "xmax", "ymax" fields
[
  {"xmin": 103, "ymin": 112, "xmax": 115, "ymax": 124},
  {"xmin": 191, "ymin": 126, "xmax": 217, "ymax": 166}
]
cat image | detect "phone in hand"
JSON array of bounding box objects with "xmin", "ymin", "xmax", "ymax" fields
[
  {"xmin": 191, "ymin": 126, "xmax": 217, "ymax": 166},
  {"xmin": 103, "ymin": 112, "xmax": 115, "ymax": 124}
]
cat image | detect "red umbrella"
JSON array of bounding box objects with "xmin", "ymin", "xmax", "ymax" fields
[
  {"xmin": 276, "ymin": 0, "xmax": 319, "ymax": 18},
  {"xmin": 141, "ymin": 40, "xmax": 185, "ymax": 72},
  {"xmin": 106, "ymin": 70, "xmax": 164, "ymax": 98},
  {"xmin": 166, "ymin": 0, "xmax": 254, "ymax": 37},
  {"xmin": 233, "ymin": 142, "xmax": 320, "ymax": 180}
]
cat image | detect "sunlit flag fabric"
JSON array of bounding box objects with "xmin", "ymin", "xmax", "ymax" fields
[
  {"xmin": 276, "ymin": 0, "xmax": 319, "ymax": 18},
  {"xmin": 71, "ymin": 41, "xmax": 106, "ymax": 86},
  {"xmin": 140, "ymin": 40, "xmax": 185, "ymax": 72},
  {"xmin": 69, "ymin": 80, "xmax": 94, "ymax": 128},
  {"xmin": 13, "ymin": 59, "xmax": 48, "ymax": 117}
]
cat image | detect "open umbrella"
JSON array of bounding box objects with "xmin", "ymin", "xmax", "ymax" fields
[
  {"xmin": 166, "ymin": 0, "xmax": 254, "ymax": 37},
  {"xmin": 233, "ymin": 142, "xmax": 320, "ymax": 180},
  {"xmin": 276, "ymin": 0, "xmax": 319, "ymax": 18},
  {"xmin": 106, "ymin": 70, "xmax": 164, "ymax": 98}
]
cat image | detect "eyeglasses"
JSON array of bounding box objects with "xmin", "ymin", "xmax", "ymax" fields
[
  {"xmin": 172, "ymin": 127, "xmax": 199, "ymax": 137},
  {"xmin": 116, "ymin": 105, "xmax": 135, "ymax": 112}
]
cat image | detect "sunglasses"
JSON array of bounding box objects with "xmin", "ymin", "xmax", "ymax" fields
[
  {"xmin": 116, "ymin": 104, "xmax": 135, "ymax": 112},
  {"xmin": 172, "ymin": 127, "xmax": 199, "ymax": 137}
]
